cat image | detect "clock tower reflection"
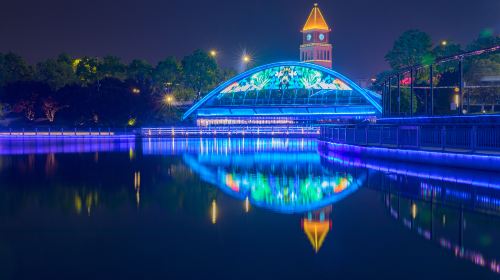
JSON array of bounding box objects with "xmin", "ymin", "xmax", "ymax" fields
[{"xmin": 302, "ymin": 206, "xmax": 332, "ymax": 253}]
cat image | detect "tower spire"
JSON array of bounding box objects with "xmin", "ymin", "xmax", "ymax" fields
[
  {"xmin": 302, "ymin": 3, "xmax": 330, "ymax": 32},
  {"xmin": 299, "ymin": 3, "xmax": 333, "ymax": 68}
]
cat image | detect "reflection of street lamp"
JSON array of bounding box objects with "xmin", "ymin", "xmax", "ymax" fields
[
  {"xmin": 211, "ymin": 200, "xmax": 217, "ymax": 224},
  {"xmin": 454, "ymin": 87, "xmax": 460, "ymax": 105}
]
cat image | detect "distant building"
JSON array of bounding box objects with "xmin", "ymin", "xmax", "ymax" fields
[{"xmin": 300, "ymin": 4, "xmax": 333, "ymax": 69}]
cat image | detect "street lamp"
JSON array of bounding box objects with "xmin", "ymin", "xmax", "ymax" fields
[
  {"xmin": 164, "ymin": 94, "xmax": 174, "ymax": 105},
  {"xmin": 441, "ymin": 40, "xmax": 448, "ymax": 46},
  {"xmin": 131, "ymin": 87, "xmax": 141, "ymax": 94},
  {"xmin": 209, "ymin": 49, "xmax": 217, "ymax": 58},
  {"xmin": 242, "ymin": 54, "xmax": 251, "ymax": 63}
]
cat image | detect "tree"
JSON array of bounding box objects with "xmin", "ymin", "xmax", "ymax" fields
[
  {"xmin": 99, "ymin": 56, "xmax": 127, "ymax": 80},
  {"xmin": 464, "ymin": 57, "xmax": 500, "ymax": 112},
  {"xmin": 75, "ymin": 56, "xmax": 101, "ymax": 86},
  {"xmin": 152, "ymin": 57, "xmax": 181, "ymax": 94},
  {"xmin": 0, "ymin": 103, "xmax": 9, "ymax": 119},
  {"xmin": 36, "ymin": 54, "xmax": 77, "ymax": 90},
  {"xmin": 385, "ymin": 30, "xmax": 432, "ymax": 70},
  {"xmin": 127, "ymin": 59, "xmax": 153, "ymax": 85},
  {"xmin": 466, "ymin": 29, "xmax": 500, "ymax": 51},
  {"xmin": 172, "ymin": 87, "xmax": 196, "ymax": 102},
  {"xmin": 0, "ymin": 52, "xmax": 33, "ymax": 87},
  {"xmin": 181, "ymin": 50, "xmax": 218, "ymax": 98},
  {"xmin": 432, "ymin": 42, "xmax": 462, "ymax": 59},
  {"xmin": 217, "ymin": 68, "xmax": 236, "ymax": 84},
  {"xmin": 42, "ymin": 97, "xmax": 61, "ymax": 122}
]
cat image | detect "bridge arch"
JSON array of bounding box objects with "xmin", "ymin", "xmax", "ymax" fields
[{"xmin": 182, "ymin": 61, "xmax": 381, "ymax": 123}]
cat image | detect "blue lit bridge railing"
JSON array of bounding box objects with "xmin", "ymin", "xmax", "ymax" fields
[
  {"xmin": 320, "ymin": 124, "xmax": 500, "ymax": 155},
  {"xmin": 141, "ymin": 126, "xmax": 321, "ymax": 138}
]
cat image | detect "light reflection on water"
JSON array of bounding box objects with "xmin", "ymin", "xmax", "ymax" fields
[{"xmin": 0, "ymin": 137, "xmax": 499, "ymax": 278}]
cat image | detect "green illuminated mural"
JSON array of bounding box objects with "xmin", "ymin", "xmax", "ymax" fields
[
  {"xmin": 219, "ymin": 170, "xmax": 354, "ymax": 209},
  {"xmin": 220, "ymin": 66, "xmax": 352, "ymax": 94}
]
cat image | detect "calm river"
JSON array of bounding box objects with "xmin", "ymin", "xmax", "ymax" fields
[{"xmin": 0, "ymin": 138, "xmax": 499, "ymax": 279}]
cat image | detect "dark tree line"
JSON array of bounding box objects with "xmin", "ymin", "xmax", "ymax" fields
[{"xmin": 0, "ymin": 50, "xmax": 234, "ymax": 127}]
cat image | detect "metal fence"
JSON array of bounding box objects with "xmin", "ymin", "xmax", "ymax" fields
[
  {"xmin": 380, "ymin": 46, "xmax": 500, "ymax": 117},
  {"xmin": 0, "ymin": 127, "xmax": 134, "ymax": 137},
  {"xmin": 320, "ymin": 124, "xmax": 500, "ymax": 153},
  {"xmin": 142, "ymin": 126, "xmax": 321, "ymax": 138}
]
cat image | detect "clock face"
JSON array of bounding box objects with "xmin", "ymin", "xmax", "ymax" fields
[
  {"xmin": 319, "ymin": 33, "xmax": 325, "ymax": 41},
  {"xmin": 306, "ymin": 34, "xmax": 312, "ymax": 41}
]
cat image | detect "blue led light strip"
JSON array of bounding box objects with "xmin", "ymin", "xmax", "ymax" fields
[{"xmin": 182, "ymin": 61, "xmax": 382, "ymax": 120}]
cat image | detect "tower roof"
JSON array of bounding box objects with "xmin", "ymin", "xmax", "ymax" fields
[
  {"xmin": 302, "ymin": 219, "xmax": 331, "ymax": 253},
  {"xmin": 302, "ymin": 3, "xmax": 330, "ymax": 32}
]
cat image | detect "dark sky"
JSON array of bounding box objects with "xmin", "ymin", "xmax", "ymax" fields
[{"xmin": 1, "ymin": 0, "xmax": 499, "ymax": 79}]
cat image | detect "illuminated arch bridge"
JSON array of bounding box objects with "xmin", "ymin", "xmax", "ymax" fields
[{"xmin": 182, "ymin": 61, "xmax": 382, "ymax": 126}]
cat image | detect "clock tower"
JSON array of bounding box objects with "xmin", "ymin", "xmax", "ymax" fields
[{"xmin": 300, "ymin": 3, "xmax": 332, "ymax": 68}]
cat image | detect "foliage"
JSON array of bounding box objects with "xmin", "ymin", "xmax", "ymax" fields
[
  {"xmin": 0, "ymin": 50, "xmax": 232, "ymax": 126},
  {"xmin": 127, "ymin": 59, "xmax": 153, "ymax": 85},
  {"xmin": 0, "ymin": 103, "xmax": 10, "ymax": 119},
  {"xmin": 377, "ymin": 29, "xmax": 500, "ymax": 115},
  {"xmin": 432, "ymin": 42, "xmax": 463, "ymax": 59},
  {"xmin": 36, "ymin": 54, "xmax": 77, "ymax": 90},
  {"xmin": 384, "ymin": 30, "xmax": 432, "ymax": 70},
  {"xmin": 152, "ymin": 57, "xmax": 181, "ymax": 95},
  {"xmin": 181, "ymin": 50, "xmax": 218, "ymax": 97},
  {"xmin": 42, "ymin": 96, "xmax": 66, "ymax": 122},
  {"xmin": 99, "ymin": 56, "xmax": 127, "ymax": 80},
  {"xmin": 0, "ymin": 53, "xmax": 33, "ymax": 87},
  {"xmin": 172, "ymin": 87, "xmax": 196, "ymax": 102},
  {"xmin": 75, "ymin": 56, "xmax": 101, "ymax": 86},
  {"xmin": 466, "ymin": 29, "xmax": 500, "ymax": 51}
]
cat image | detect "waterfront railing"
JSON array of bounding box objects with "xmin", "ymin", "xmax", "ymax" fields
[
  {"xmin": 141, "ymin": 126, "xmax": 321, "ymax": 137},
  {"xmin": 320, "ymin": 124, "xmax": 500, "ymax": 154},
  {"xmin": 0, "ymin": 127, "xmax": 135, "ymax": 137}
]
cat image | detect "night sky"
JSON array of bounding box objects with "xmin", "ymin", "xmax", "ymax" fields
[{"xmin": 1, "ymin": 0, "xmax": 499, "ymax": 79}]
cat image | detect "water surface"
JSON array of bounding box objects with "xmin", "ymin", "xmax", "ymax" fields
[{"xmin": 0, "ymin": 138, "xmax": 499, "ymax": 279}]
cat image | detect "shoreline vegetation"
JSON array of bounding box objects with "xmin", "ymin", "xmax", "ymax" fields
[
  {"xmin": 0, "ymin": 30, "xmax": 498, "ymax": 128},
  {"xmin": 0, "ymin": 49, "xmax": 234, "ymax": 128}
]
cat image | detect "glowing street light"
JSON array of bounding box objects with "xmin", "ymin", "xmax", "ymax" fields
[
  {"xmin": 131, "ymin": 87, "xmax": 141, "ymax": 94},
  {"xmin": 441, "ymin": 40, "xmax": 448, "ymax": 46},
  {"xmin": 209, "ymin": 49, "xmax": 217, "ymax": 57},
  {"xmin": 164, "ymin": 94, "xmax": 174, "ymax": 105},
  {"xmin": 242, "ymin": 54, "xmax": 251, "ymax": 63}
]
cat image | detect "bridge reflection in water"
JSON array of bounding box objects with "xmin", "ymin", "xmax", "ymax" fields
[
  {"xmin": 321, "ymin": 149, "xmax": 500, "ymax": 274},
  {"xmin": 143, "ymin": 137, "xmax": 360, "ymax": 252},
  {"xmin": 1, "ymin": 137, "xmax": 500, "ymax": 277},
  {"xmin": 143, "ymin": 138, "xmax": 500, "ymax": 264}
]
